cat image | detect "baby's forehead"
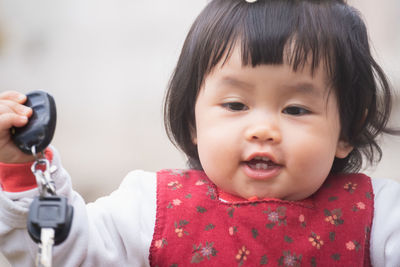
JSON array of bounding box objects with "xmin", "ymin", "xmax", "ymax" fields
[
  {"xmin": 203, "ymin": 53, "xmax": 335, "ymax": 108},
  {"xmin": 207, "ymin": 28, "xmax": 337, "ymax": 82},
  {"xmin": 214, "ymin": 44, "xmax": 333, "ymax": 88}
]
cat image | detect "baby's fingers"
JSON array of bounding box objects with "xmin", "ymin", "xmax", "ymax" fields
[
  {"xmin": 0, "ymin": 93, "xmax": 30, "ymax": 129},
  {"xmin": 0, "ymin": 112, "xmax": 28, "ymax": 131},
  {"xmin": 0, "ymin": 99, "xmax": 32, "ymax": 117},
  {"xmin": 0, "ymin": 91, "xmax": 27, "ymax": 103}
]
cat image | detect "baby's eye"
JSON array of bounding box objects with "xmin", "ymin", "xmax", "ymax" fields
[
  {"xmin": 283, "ymin": 106, "xmax": 310, "ymax": 115},
  {"xmin": 222, "ymin": 102, "xmax": 248, "ymax": 111}
]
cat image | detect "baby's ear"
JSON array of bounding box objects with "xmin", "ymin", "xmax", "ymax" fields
[
  {"xmin": 190, "ymin": 126, "xmax": 197, "ymax": 145},
  {"xmin": 335, "ymin": 140, "xmax": 353, "ymax": 159},
  {"xmin": 192, "ymin": 136, "xmax": 197, "ymax": 145}
]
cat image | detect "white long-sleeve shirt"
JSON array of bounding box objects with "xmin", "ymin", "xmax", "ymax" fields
[{"xmin": 1, "ymin": 148, "xmax": 400, "ymax": 266}]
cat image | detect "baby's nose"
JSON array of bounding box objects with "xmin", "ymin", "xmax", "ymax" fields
[{"xmin": 245, "ymin": 123, "xmax": 282, "ymax": 143}]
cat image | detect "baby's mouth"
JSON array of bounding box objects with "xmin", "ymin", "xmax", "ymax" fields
[{"xmin": 246, "ymin": 156, "xmax": 280, "ymax": 170}]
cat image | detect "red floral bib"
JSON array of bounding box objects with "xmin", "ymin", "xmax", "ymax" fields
[{"xmin": 149, "ymin": 170, "xmax": 373, "ymax": 267}]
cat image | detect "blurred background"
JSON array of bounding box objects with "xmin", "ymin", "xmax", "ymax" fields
[{"xmin": 0, "ymin": 0, "xmax": 399, "ymax": 265}]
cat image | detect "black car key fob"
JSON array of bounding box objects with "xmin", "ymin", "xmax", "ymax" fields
[
  {"xmin": 27, "ymin": 195, "xmax": 73, "ymax": 245},
  {"xmin": 10, "ymin": 90, "xmax": 57, "ymax": 154}
]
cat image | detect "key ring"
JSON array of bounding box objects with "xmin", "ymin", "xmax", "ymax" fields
[
  {"xmin": 31, "ymin": 146, "xmax": 56, "ymax": 197},
  {"xmin": 31, "ymin": 146, "xmax": 46, "ymax": 162}
]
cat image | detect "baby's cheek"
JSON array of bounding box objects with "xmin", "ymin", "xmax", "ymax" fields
[{"xmin": 289, "ymin": 143, "xmax": 334, "ymax": 177}]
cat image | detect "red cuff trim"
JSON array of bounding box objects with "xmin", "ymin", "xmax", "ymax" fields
[{"xmin": 0, "ymin": 149, "xmax": 53, "ymax": 192}]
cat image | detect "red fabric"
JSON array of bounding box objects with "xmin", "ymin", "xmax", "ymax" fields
[
  {"xmin": 0, "ymin": 148, "xmax": 53, "ymax": 192},
  {"xmin": 150, "ymin": 169, "xmax": 373, "ymax": 267}
]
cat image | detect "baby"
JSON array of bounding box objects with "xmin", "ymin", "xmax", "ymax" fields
[{"xmin": 1, "ymin": 0, "xmax": 400, "ymax": 266}]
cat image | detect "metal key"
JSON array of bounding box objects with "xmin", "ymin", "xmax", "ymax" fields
[
  {"xmin": 27, "ymin": 196, "xmax": 74, "ymax": 267},
  {"xmin": 10, "ymin": 90, "xmax": 57, "ymax": 154},
  {"xmin": 38, "ymin": 228, "xmax": 54, "ymax": 267}
]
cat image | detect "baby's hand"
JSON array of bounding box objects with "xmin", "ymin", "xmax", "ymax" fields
[{"xmin": 0, "ymin": 91, "xmax": 36, "ymax": 163}]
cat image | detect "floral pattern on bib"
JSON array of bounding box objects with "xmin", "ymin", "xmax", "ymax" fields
[{"xmin": 150, "ymin": 170, "xmax": 373, "ymax": 267}]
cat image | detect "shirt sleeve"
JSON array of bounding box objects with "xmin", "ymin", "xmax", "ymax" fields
[
  {"xmin": 0, "ymin": 148, "xmax": 53, "ymax": 193},
  {"xmin": 370, "ymin": 177, "xmax": 400, "ymax": 267},
  {"xmin": 0, "ymin": 146, "xmax": 157, "ymax": 267},
  {"xmin": 83, "ymin": 169, "xmax": 157, "ymax": 266}
]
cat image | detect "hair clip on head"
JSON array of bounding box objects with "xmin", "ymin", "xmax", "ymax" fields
[{"xmin": 245, "ymin": 0, "xmax": 258, "ymax": 3}]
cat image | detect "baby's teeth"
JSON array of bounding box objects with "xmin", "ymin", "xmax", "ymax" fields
[{"xmin": 255, "ymin": 163, "xmax": 269, "ymax": 170}]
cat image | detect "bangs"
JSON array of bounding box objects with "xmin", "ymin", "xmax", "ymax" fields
[{"xmin": 202, "ymin": 0, "xmax": 340, "ymax": 80}]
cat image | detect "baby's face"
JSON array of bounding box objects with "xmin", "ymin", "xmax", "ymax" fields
[{"xmin": 192, "ymin": 46, "xmax": 352, "ymax": 201}]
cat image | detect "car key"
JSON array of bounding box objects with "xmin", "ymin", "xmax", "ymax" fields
[
  {"xmin": 27, "ymin": 195, "xmax": 74, "ymax": 266},
  {"xmin": 10, "ymin": 90, "xmax": 57, "ymax": 155},
  {"xmin": 27, "ymin": 195, "xmax": 73, "ymax": 246},
  {"xmin": 12, "ymin": 90, "xmax": 72, "ymax": 267}
]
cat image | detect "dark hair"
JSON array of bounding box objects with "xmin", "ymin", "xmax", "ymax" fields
[{"xmin": 164, "ymin": 0, "xmax": 397, "ymax": 173}]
